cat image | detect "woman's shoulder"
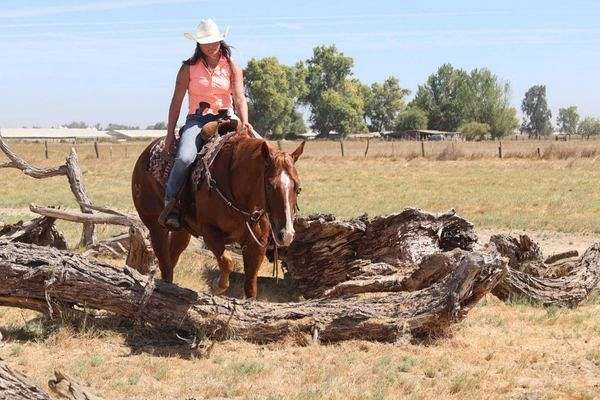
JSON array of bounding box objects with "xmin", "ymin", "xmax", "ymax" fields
[
  {"xmin": 227, "ymin": 57, "xmax": 242, "ymax": 75},
  {"xmin": 176, "ymin": 63, "xmax": 190, "ymax": 83}
]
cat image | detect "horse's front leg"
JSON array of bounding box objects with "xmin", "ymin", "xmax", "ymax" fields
[
  {"xmin": 202, "ymin": 226, "xmax": 235, "ymax": 294},
  {"xmin": 242, "ymin": 242, "xmax": 266, "ymax": 299}
]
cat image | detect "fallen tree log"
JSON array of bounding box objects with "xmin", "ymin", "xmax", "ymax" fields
[
  {"xmin": 0, "ymin": 359, "xmax": 103, "ymax": 400},
  {"xmin": 48, "ymin": 370, "xmax": 103, "ymax": 400},
  {"xmin": 0, "ymin": 216, "xmax": 67, "ymax": 249},
  {"xmin": 282, "ymin": 209, "xmax": 478, "ymax": 298},
  {"xmin": 0, "ymin": 359, "xmax": 52, "ymax": 400},
  {"xmin": 489, "ymin": 235, "xmax": 600, "ymax": 307},
  {"xmin": 0, "ymin": 240, "xmax": 506, "ymax": 342}
]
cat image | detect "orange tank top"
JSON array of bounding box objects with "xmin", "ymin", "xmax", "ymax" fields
[{"xmin": 188, "ymin": 55, "xmax": 233, "ymax": 115}]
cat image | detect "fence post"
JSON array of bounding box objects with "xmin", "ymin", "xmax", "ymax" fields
[
  {"xmin": 452, "ymin": 141, "xmax": 455, "ymax": 155},
  {"xmin": 94, "ymin": 140, "xmax": 100, "ymax": 158},
  {"xmin": 109, "ymin": 146, "xmax": 113, "ymax": 159},
  {"xmin": 391, "ymin": 140, "xmax": 395, "ymax": 157},
  {"xmin": 44, "ymin": 141, "xmax": 48, "ymax": 159},
  {"xmin": 537, "ymin": 147, "xmax": 541, "ymax": 158},
  {"xmin": 421, "ymin": 140, "xmax": 425, "ymax": 157},
  {"xmin": 498, "ymin": 141, "xmax": 503, "ymax": 159},
  {"xmin": 339, "ymin": 139, "xmax": 345, "ymax": 157},
  {"xmin": 364, "ymin": 138, "xmax": 370, "ymax": 158},
  {"xmin": 277, "ymin": 140, "xmax": 282, "ymax": 151}
]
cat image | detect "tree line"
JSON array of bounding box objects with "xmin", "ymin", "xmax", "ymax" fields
[
  {"xmin": 244, "ymin": 44, "xmax": 600, "ymax": 140},
  {"xmin": 62, "ymin": 121, "xmax": 166, "ymax": 130},
  {"xmin": 61, "ymin": 44, "xmax": 599, "ymax": 139}
]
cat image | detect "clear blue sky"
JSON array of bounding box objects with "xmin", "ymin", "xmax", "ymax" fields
[{"xmin": 1, "ymin": 0, "xmax": 599, "ymax": 128}]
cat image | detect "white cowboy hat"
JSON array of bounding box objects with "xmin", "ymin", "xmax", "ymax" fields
[{"xmin": 184, "ymin": 18, "xmax": 229, "ymax": 44}]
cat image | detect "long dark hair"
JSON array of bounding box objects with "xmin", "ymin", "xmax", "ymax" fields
[{"xmin": 183, "ymin": 41, "xmax": 232, "ymax": 66}]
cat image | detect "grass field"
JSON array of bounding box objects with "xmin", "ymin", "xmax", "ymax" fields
[
  {"xmin": 2, "ymin": 139, "xmax": 600, "ymax": 240},
  {"xmin": 1, "ymin": 140, "xmax": 600, "ymax": 399}
]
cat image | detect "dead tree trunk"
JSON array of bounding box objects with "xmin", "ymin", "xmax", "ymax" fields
[
  {"xmin": 489, "ymin": 234, "xmax": 600, "ymax": 307},
  {"xmin": 0, "ymin": 135, "xmax": 95, "ymax": 246},
  {"xmin": 0, "ymin": 240, "xmax": 505, "ymax": 343},
  {"xmin": 0, "ymin": 360, "xmax": 52, "ymax": 400},
  {"xmin": 282, "ymin": 209, "xmax": 478, "ymax": 298}
]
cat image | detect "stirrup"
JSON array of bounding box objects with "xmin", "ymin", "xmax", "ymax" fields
[{"xmin": 158, "ymin": 199, "xmax": 181, "ymax": 230}]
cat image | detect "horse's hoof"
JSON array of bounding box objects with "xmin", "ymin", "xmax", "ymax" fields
[{"xmin": 211, "ymin": 277, "xmax": 228, "ymax": 295}]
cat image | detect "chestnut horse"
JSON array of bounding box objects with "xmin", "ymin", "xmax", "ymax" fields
[{"xmin": 131, "ymin": 129, "xmax": 304, "ymax": 298}]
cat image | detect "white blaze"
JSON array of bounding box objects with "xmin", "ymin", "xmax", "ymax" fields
[{"xmin": 279, "ymin": 171, "xmax": 295, "ymax": 246}]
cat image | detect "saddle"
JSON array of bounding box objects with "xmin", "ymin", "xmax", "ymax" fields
[{"xmin": 147, "ymin": 118, "xmax": 240, "ymax": 190}]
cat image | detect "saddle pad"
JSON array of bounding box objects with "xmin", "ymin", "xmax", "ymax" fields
[
  {"xmin": 147, "ymin": 137, "xmax": 176, "ymax": 186},
  {"xmin": 147, "ymin": 131, "xmax": 237, "ymax": 189}
]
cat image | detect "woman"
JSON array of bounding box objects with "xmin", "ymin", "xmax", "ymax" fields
[{"xmin": 159, "ymin": 18, "xmax": 253, "ymax": 229}]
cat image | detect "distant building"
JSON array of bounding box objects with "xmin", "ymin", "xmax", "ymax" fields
[
  {"xmin": 383, "ymin": 129, "xmax": 460, "ymax": 141},
  {"xmin": 291, "ymin": 131, "xmax": 318, "ymax": 140},
  {"xmin": 0, "ymin": 128, "xmax": 112, "ymax": 141},
  {"xmin": 106, "ymin": 129, "xmax": 166, "ymax": 140}
]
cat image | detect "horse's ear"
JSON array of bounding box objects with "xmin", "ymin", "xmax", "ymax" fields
[
  {"xmin": 290, "ymin": 141, "xmax": 305, "ymax": 163},
  {"xmin": 261, "ymin": 141, "xmax": 274, "ymax": 167}
]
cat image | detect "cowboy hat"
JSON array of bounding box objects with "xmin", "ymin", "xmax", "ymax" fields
[{"xmin": 184, "ymin": 18, "xmax": 229, "ymax": 44}]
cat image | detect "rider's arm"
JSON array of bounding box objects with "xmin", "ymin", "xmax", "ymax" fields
[
  {"xmin": 230, "ymin": 60, "xmax": 250, "ymax": 129},
  {"xmin": 165, "ymin": 64, "xmax": 189, "ymax": 150}
]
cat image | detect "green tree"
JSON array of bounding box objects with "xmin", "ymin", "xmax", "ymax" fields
[
  {"xmin": 557, "ymin": 106, "xmax": 579, "ymax": 135},
  {"xmin": 64, "ymin": 121, "xmax": 88, "ymax": 128},
  {"xmin": 467, "ymin": 68, "xmax": 518, "ymax": 138},
  {"xmin": 410, "ymin": 64, "xmax": 471, "ymax": 131},
  {"xmin": 244, "ymin": 57, "xmax": 307, "ymax": 138},
  {"xmin": 490, "ymin": 106, "xmax": 519, "ymax": 139},
  {"xmin": 301, "ymin": 45, "xmax": 364, "ymax": 136},
  {"xmin": 146, "ymin": 121, "xmax": 166, "ymax": 130},
  {"xmin": 459, "ymin": 121, "xmax": 491, "ymax": 141},
  {"xmin": 364, "ymin": 77, "xmax": 410, "ymax": 132},
  {"xmin": 521, "ymin": 85, "xmax": 552, "ymax": 137},
  {"xmin": 411, "ymin": 65, "xmax": 518, "ymax": 137},
  {"xmin": 393, "ymin": 107, "xmax": 428, "ymax": 133},
  {"xmin": 302, "ymin": 45, "xmax": 353, "ymax": 107},
  {"xmin": 578, "ymin": 117, "xmax": 600, "ymax": 138},
  {"xmin": 311, "ymin": 79, "xmax": 367, "ymax": 136}
]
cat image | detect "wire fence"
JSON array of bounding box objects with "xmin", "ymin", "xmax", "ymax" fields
[{"xmin": 4, "ymin": 137, "xmax": 600, "ymax": 163}]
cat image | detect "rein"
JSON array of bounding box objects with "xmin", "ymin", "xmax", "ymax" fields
[{"xmin": 207, "ymin": 175, "xmax": 267, "ymax": 247}]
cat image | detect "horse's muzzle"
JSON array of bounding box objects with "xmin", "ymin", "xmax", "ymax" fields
[{"xmin": 280, "ymin": 228, "xmax": 295, "ymax": 247}]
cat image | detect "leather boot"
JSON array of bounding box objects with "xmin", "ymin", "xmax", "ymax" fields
[{"xmin": 158, "ymin": 198, "xmax": 181, "ymax": 230}]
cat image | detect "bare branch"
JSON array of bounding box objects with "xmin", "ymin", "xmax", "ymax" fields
[{"xmin": 0, "ymin": 135, "xmax": 67, "ymax": 178}]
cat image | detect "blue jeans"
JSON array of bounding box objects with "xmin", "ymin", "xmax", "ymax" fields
[{"xmin": 164, "ymin": 111, "xmax": 228, "ymax": 201}]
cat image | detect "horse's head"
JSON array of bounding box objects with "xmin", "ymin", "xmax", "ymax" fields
[{"xmin": 261, "ymin": 141, "xmax": 305, "ymax": 246}]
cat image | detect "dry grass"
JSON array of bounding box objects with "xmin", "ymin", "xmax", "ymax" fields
[
  {"xmin": 2, "ymin": 140, "xmax": 600, "ymax": 399},
  {"xmin": 2, "ymin": 140, "xmax": 600, "ymax": 245},
  {"xmin": 2, "ymin": 294, "xmax": 600, "ymax": 399}
]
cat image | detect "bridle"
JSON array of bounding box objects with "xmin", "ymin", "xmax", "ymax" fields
[{"xmin": 206, "ymin": 154, "xmax": 301, "ymax": 249}]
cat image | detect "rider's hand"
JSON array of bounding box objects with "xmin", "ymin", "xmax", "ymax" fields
[
  {"xmin": 243, "ymin": 122, "xmax": 253, "ymax": 133},
  {"xmin": 164, "ymin": 132, "xmax": 176, "ymax": 154}
]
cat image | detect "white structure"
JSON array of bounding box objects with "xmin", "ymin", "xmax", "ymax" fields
[
  {"xmin": 106, "ymin": 129, "xmax": 166, "ymax": 140},
  {"xmin": 0, "ymin": 128, "xmax": 112, "ymax": 141}
]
